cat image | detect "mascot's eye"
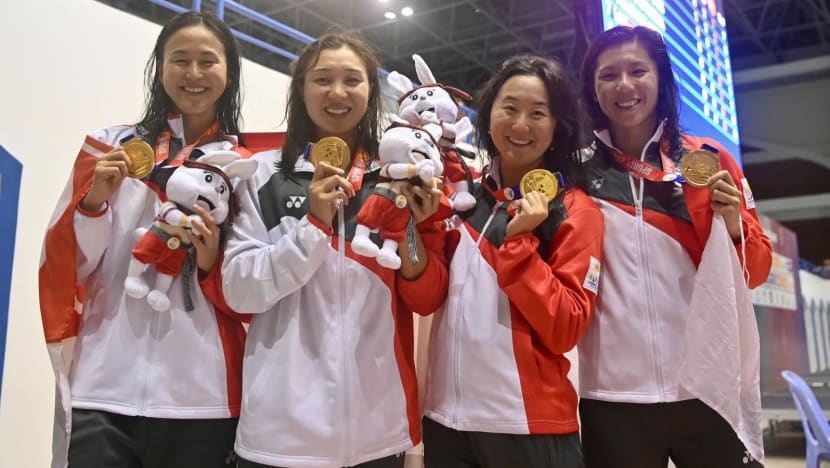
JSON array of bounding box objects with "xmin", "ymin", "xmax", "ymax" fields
[
  {"xmin": 204, "ymin": 173, "xmax": 214, "ymax": 183},
  {"xmin": 219, "ymin": 184, "xmax": 227, "ymax": 194},
  {"xmin": 410, "ymin": 95, "xmax": 418, "ymax": 101},
  {"xmin": 427, "ymin": 90, "xmax": 434, "ymax": 96},
  {"xmin": 414, "ymin": 132, "xmax": 422, "ymax": 139}
]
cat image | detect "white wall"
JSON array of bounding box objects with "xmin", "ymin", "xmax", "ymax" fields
[{"xmin": 0, "ymin": 1, "xmax": 289, "ymax": 466}]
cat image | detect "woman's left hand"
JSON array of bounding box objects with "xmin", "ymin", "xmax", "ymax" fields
[
  {"xmin": 707, "ymin": 170, "xmax": 743, "ymax": 240},
  {"xmin": 402, "ymin": 180, "xmax": 443, "ymax": 224},
  {"xmin": 505, "ymin": 191, "xmax": 549, "ymax": 237},
  {"xmin": 190, "ymin": 204, "xmax": 222, "ymax": 271}
]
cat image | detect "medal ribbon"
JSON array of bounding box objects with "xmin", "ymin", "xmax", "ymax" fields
[
  {"xmin": 608, "ymin": 143, "xmax": 678, "ymax": 182},
  {"xmin": 155, "ymin": 121, "xmax": 223, "ymax": 167},
  {"xmin": 347, "ymin": 148, "xmax": 369, "ymax": 192}
]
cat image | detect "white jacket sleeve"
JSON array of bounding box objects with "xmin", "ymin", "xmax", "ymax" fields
[
  {"xmin": 73, "ymin": 208, "xmax": 113, "ymax": 284},
  {"xmin": 221, "ymin": 177, "xmax": 331, "ymax": 314}
]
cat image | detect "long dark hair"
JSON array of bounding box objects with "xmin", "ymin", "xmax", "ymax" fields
[
  {"xmin": 580, "ymin": 25, "xmax": 682, "ymax": 155},
  {"xmin": 137, "ymin": 11, "xmax": 243, "ymax": 141},
  {"xmin": 280, "ymin": 28, "xmax": 382, "ymax": 172},
  {"xmin": 475, "ymin": 54, "xmax": 589, "ymax": 191}
]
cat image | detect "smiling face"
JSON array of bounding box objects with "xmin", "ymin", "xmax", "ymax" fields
[
  {"xmin": 593, "ymin": 40, "xmax": 659, "ymax": 141},
  {"xmin": 489, "ymin": 75, "xmax": 556, "ymax": 180},
  {"xmin": 302, "ymin": 46, "xmax": 370, "ymax": 149},
  {"xmin": 161, "ymin": 25, "xmax": 228, "ymax": 126}
]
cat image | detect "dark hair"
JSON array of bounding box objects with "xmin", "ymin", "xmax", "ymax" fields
[
  {"xmin": 137, "ymin": 11, "xmax": 243, "ymax": 141},
  {"xmin": 280, "ymin": 28, "xmax": 382, "ymax": 172},
  {"xmin": 475, "ymin": 55, "xmax": 588, "ymax": 190},
  {"xmin": 580, "ymin": 25, "xmax": 681, "ymax": 155}
]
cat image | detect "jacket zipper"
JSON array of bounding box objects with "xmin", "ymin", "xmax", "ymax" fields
[
  {"xmin": 632, "ymin": 175, "xmax": 666, "ymax": 399},
  {"xmin": 451, "ymin": 201, "xmax": 501, "ymax": 425},
  {"xmin": 336, "ymin": 201, "xmax": 352, "ymax": 464}
]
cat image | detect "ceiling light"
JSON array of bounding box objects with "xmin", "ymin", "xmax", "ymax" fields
[
  {"xmin": 401, "ymin": 6, "xmax": 414, "ymax": 16},
  {"xmin": 384, "ymin": 11, "xmax": 397, "ymax": 19}
]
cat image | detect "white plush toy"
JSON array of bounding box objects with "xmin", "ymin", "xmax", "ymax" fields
[
  {"xmin": 124, "ymin": 150, "xmax": 257, "ymax": 312},
  {"xmin": 351, "ymin": 120, "xmax": 444, "ymax": 269},
  {"xmin": 387, "ymin": 54, "xmax": 476, "ymax": 211}
]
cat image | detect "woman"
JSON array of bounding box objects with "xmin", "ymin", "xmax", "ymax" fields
[
  {"xmin": 220, "ymin": 30, "xmax": 447, "ymax": 468},
  {"xmin": 39, "ymin": 11, "xmax": 248, "ymax": 468},
  {"xmin": 421, "ymin": 55, "xmax": 603, "ymax": 468},
  {"xmin": 577, "ymin": 25, "xmax": 772, "ymax": 468}
]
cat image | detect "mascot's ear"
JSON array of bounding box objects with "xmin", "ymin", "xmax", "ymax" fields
[
  {"xmin": 387, "ymin": 71, "xmax": 413, "ymax": 99},
  {"xmin": 423, "ymin": 122, "xmax": 443, "ymax": 143},
  {"xmin": 413, "ymin": 54, "xmax": 437, "ymax": 85},
  {"xmin": 455, "ymin": 116, "xmax": 473, "ymax": 143},
  {"xmin": 197, "ymin": 150, "xmax": 241, "ymax": 166},
  {"xmin": 386, "ymin": 113, "xmax": 408, "ymax": 126},
  {"xmin": 223, "ymin": 159, "xmax": 258, "ymax": 181}
]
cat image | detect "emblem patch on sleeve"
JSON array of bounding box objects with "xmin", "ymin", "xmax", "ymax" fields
[
  {"xmin": 741, "ymin": 178, "xmax": 756, "ymax": 209},
  {"xmin": 583, "ymin": 256, "xmax": 601, "ymax": 294}
]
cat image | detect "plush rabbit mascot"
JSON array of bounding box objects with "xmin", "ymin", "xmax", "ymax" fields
[
  {"xmin": 351, "ymin": 121, "xmax": 444, "ymax": 269},
  {"xmin": 124, "ymin": 150, "xmax": 257, "ymax": 311},
  {"xmin": 387, "ymin": 54, "xmax": 476, "ymax": 210}
]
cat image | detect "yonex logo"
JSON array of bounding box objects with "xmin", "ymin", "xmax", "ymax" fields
[{"xmin": 286, "ymin": 195, "xmax": 306, "ymax": 209}]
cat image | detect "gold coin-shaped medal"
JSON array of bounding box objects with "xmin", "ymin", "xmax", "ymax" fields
[
  {"xmin": 122, "ymin": 138, "xmax": 156, "ymax": 179},
  {"xmin": 310, "ymin": 136, "xmax": 350, "ymax": 171},
  {"xmin": 680, "ymin": 149, "xmax": 721, "ymax": 188},
  {"xmin": 520, "ymin": 169, "xmax": 559, "ymax": 202}
]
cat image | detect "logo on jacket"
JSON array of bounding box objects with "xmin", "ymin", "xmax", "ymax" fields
[
  {"xmin": 583, "ymin": 256, "xmax": 601, "ymax": 294},
  {"xmin": 286, "ymin": 195, "xmax": 307, "ymax": 209},
  {"xmin": 591, "ymin": 177, "xmax": 605, "ymax": 191},
  {"xmin": 741, "ymin": 178, "xmax": 756, "ymax": 209}
]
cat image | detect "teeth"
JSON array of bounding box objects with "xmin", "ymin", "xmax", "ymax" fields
[
  {"xmin": 326, "ymin": 107, "xmax": 349, "ymax": 115},
  {"xmin": 507, "ymin": 137, "xmax": 531, "ymax": 145},
  {"xmin": 617, "ymin": 99, "xmax": 639, "ymax": 108},
  {"xmin": 184, "ymin": 87, "xmax": 206, "ymax": 93}
]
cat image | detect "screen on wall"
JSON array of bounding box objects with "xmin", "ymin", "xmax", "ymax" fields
[{"xmin": 601, "ymin": 0, "xmax": 743, "ymax": 166}]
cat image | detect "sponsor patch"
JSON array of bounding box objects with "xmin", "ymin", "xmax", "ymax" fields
[
  {"xmin": 741, "ymin": 178, "xmax": 755, "ymax": 209},
  {"xmin": 583, "ymin": 256, "xmax": 601, "ymax": 294}
]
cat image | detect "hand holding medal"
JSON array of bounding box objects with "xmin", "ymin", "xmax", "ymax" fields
[
  {"xmin": 306, "ymin": 137, "xmax": 356, "ymax": 228},
  {"xmin": 505, "ymin": 169, "xmax": 560, "ymax": 238},
  {"xmin": 679, "ymin": 148, "xmax": 721, "ymax": 188}
]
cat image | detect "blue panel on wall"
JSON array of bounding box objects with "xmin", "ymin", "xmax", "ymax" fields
[{"xmin": 0, "ymin": 145, "xmax": 23, "ymax": 402}]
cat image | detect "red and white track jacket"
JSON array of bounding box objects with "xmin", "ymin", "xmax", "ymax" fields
[
  {"xmin": 578, "ymin": 128, "xmax": 772, "ymax": 403},
  {"xmin": 221, "ymin": 150, "xmax": 447, "ymax": 468},
  {"xmin": 39, "ymin": 117, "xmax": 248, "ymax": 468},
  {"xmin": 424, "ymin": 159, "xmax": 604, "ymax": 435}
]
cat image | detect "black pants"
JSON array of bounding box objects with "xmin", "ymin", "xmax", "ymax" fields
[
  {"xmin": 68, "ymin": 408, "xmax": 238, "ymax": 468},
  {"xmin": 422, "ymin": 417, "xmax": 585, "ymax": 468},
  {"xmin": 237, "ymin": 452, "xmax": 405, "ymax": 468},
  {"xmin": 579, "ymin": 398, "xmax": 763, "ymax": 468}
]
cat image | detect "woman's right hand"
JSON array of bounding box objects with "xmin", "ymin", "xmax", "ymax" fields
[
  {"xmin": 505, "ymin": 191, "xmax": 549, "ymax": 237},
  {"xmin": 80, "ymin": 147, "xmax": 133, "ymax": 212},
  {"xmin": 308, "ymin": 161, "xmax": 355, "ymax": 228}
]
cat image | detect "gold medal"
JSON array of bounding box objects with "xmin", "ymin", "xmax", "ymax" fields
[
  {"xmin": 122, "ymin": 138, "xmax": 156, "ymax": 179},
  {"xmin": 309, "ymin": 136, "xmax": 350, "ymax": 171},
  {"xmin": 679, "ymin": 149, "xmax": 721, "ymax": 188},
  {"xmin": 520, "ymin": 169, "xmax": 559, "ymax": 202}
]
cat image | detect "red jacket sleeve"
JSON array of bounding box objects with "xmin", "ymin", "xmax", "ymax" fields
[
  {"xmin": 683, "ymin": 136, "xmax": 772, "ymax": 289},
  {"xmin": 198, "ymin": 254, "xmax": 252, "ymax": 323},
  {"xmin": 496, "ymin": 189, "xmax": 604, "ymax": 354},
  {"xmin": 396, "ymin": 222, "xmax": 456, "ymax": 316}
]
